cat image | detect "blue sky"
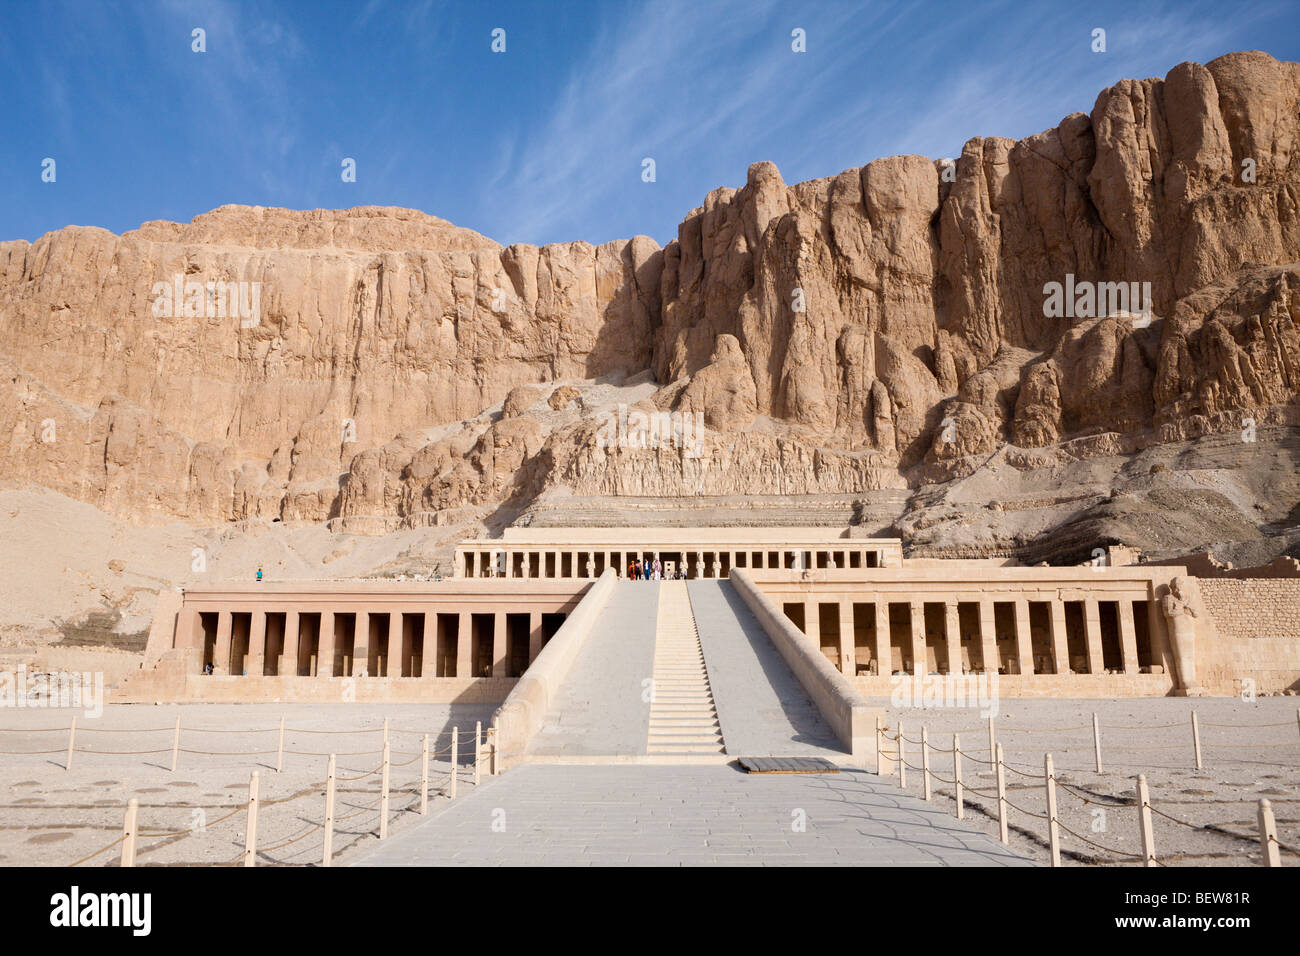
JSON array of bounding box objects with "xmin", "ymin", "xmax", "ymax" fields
[{"xmin": 2, "ymin": 0, "xmax": 1297, "ymax": 249}]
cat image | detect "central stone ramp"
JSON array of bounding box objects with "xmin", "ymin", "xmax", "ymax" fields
[
  {"xmin": 647, "ymin": 582, "xmax": 725, "ymax": 755},
  {"xmin": 687, "ymin": 580, "xmax": 843, "ymax": 758},
  {"xmin": 526, "ymin": 581, "xmax": 659, "ymax": 758}
]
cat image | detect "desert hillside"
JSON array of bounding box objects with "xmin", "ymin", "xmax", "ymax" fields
[{"xmin": 2, "ymin": 51, "xmax": 1299, "ymax": 647}]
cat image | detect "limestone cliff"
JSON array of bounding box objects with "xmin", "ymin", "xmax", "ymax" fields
[{"xmin": 2, "ymin": 51, "xmax": 1299, "ymax": 557}]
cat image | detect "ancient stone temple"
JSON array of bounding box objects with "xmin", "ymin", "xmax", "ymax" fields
[{"xmin": 118, "ymin": 529, "xmax": 1300, "ymax": 709}]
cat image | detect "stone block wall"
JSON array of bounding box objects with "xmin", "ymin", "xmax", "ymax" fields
[{"xmin": 1199, "ymin": 579, "xmax": 1300, "ymax": 694}]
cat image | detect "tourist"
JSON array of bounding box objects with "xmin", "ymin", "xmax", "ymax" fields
[
  {"xmin": 203, "ymin": 661, "xmax": 214, "ymax": 675},
  {"xmin": 626, "ymin": 557, "xmax": 635, "ymax": 579},
  {"xmin": 653, "ymin": 558, "xmax": 662, "ymax": 580},
  {"xmin": 256, "ymin": 565, "xmax": 263, "ymax": 582},
  {"xmin": 634, "ymin": 559, "xmax": 642, "ymax": 580}
]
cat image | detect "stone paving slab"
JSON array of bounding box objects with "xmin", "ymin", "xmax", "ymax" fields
[
  {"xmin": 351, "ymin": 764, "xmax": 1031, "ymax": 866},
  {"xmin": 687, "ymin": 581, "xmax": 843, "ymax": 757},
  {"xmin": 527, "ymin": 581, "xmax": 658, "ymax": 757}
]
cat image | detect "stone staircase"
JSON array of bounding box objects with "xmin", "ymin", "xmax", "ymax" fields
[{"xmin": 646, "ymin": 582, "xmax": 725, "ymax": 755}]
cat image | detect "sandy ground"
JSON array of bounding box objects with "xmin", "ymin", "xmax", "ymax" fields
[
  {"xmin": 0, "ymin": 703, "xmax": 497, "ymax": 867},
  {"xmin": 874, "ymin": 696, "xmax": 1300, "ymax": 866},
  {"xmin": 1, "ymin": 698, "xmax": 1295, "ymax": 867}
]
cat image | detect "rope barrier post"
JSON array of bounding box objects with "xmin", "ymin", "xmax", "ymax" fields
[
  {"xmin": 1191, "ymin": 710, "xmax": 1203, "ymax": 770},
  {"xmin": 987, "ymin": 715, "xmax": 995, "ymax": 772},
  {"xmin": 489, "ymin": 726, "xmax": 498, "ymax": 776},
  {"xmin": 1045, "ymin": 753, "xmax": 1060, "ymax": 867},
  {"xmin": 474, "ymin": 720, "xmax": 482, "ymax": 787},
  {"xmin": 276, "ymin": 716, "xmax": 285, "ymax": 773},
  {"xmin": 450, "ymin": 727, "xmax": 458, "ymax": 800},
  {"xmin": 898, "ymin": 722, "xmax": 906, "ymax": 788},
  {"xmin": 953, "ymin": 733, "xmax": 964, "ymax": 821},
  {"xmin": 1136, "ymin": 773, "xmax": 1156, "ymax": 867},
  {"xmin": 995, "ymin": 742, "xmax": 1008, "ymax": 844},
  {"xmin": 243, "ymin": 770, "xmax": 260, "ymax": 867},
  {"xmin": 322, "ymin": 754, "xmax": 336, "ymax": 867},
  {"xmin": 874, "ymin": 715, "xmax": 883, "ymax": 775},
  {"xmin": 383, "ymin": 716, "xmax": 389, "ymax": 748},
  {"xmin": 420, "ymin": 734, "xmax": 429, "ymax": 815},
  {"xmin": 170, "ymin": 717, "xmax": 181, "ymax": 773},
  {"xmin": 66, "ymin": 716, "xmax": 76, "ymax": 772},
  {"xmin": 1092, "ymin": 712, "xmax": 1103, "ymax": 773},
  {"xmin": 120, "ymin": 798, "xmax": 138, "ymax": 868},
  {"xmin": 921, "ymin": 726, "xmax": 931, "ymax": 802},
  {"xmin": 1257, "ymin": 798, "xmax": 1280, "ymax": 867},
  {"xmin": 379, "ymin": 740, "xmax": 391, "ymax": 840}
]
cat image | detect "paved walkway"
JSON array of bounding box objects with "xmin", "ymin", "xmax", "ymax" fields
[
  {"xmin": 352, "ymin": 764, "xmax": 1031, "ymax": 866},
  {"xmin": 527, "ymin": 581, "xmax": 658, "ymax": 757},
  {"xmin": 688, "ymin": 581, "xmax": 843, "ymax": 757}
]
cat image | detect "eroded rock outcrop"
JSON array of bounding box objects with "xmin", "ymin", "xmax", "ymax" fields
[{"xmin": 1, "ymin": 51, "xmax": 1298, "ymax": 538}]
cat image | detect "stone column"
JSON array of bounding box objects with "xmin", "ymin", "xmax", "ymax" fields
[
  {"xmin": 944, "ymin": 602, "xmax": 962, "ymax": 675},
  {"xmin": 353, "ymin": 610, "xmax": 369, "ymax": 678},
  {"xmin": 281, "ymin": 610, "xmax": 301, "ymax": 676},
  {"xmin": 1083, "ymin": 597, "xmax": 1105, "ymax": 674},
  {"xmin": 874, "ymin": 601, "xmax": 892, "ymax": 676},
  {"xmin": 247, "ymin": 610, "xmax": 267, "ymax": 677},
  {"xmin": 803, "ymin": 599, "xmax": 817, "ymax": 644},
  {"xmin": 978, "ymin": 600, "xmax": 998, "ymax": 674},
  {"xmin": 529, "ymin": 611, "xmax": 543, "ymax": 664},
  {"xmin": 696, "ymin": 551, "xmax": 704, "ymax": 579},
  {"xmin": 471, "ymin": 551, "xmax": 480, "ymax": 578},
  {"xmin": 1048, "ymin": 601, "xmax": 1069, "ymax": 674},
  {"xmin": 423, "ymin": 612, "xmax": 438, "ymax": 678},
  {"xmin": 213, "ymin": 610, "xmax": 233, "ymax": 676},
  {"xmin": 492, "ymin": 612, "xmax": 508, "ymax": 676},
  {"xmin": 909, "ymin": 599, "xmax": 927, "ymax": 676},
  {"xmin": 175, "ymin": 606, "xmax": 199, "ymax": 658},
  {"xmin": 318, "ymin": 610, "xmax": 336, "ymax": 679},
  {"xmin": 837, "ymin": 601, "xmax": 855, "ymax": 676},
  {"xmin": 522, "ymin": 552, "xmax": 531, "ymax": 579},
  {"xmin": 456, "ymin": 611, "xmax": 473, "ymax": 678},
  {"xmin": 1014, "ymin": 599, "xmax": 1034, "ymax": 675},
  {"xmin": 387, "ymin": 611, "xmax": 403, "ymax": 677},
  {"xmin": 1118, "ymin": 600, "xmax": 1139, "ymax": 673},
  {"xmin": 587, "ymin": 551, "xmax": 595, "ymax": 579}
]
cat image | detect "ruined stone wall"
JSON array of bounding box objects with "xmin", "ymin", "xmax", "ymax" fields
[{"xmin": 1199, "ymin": 578, "xmax": 1300, "ymax": 694}]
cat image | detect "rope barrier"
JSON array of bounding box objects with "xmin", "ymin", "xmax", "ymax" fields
[
  {"xmin": 1053, "ymin": 818, "xmax": 1143, "ymax": 859},
  {"xmin": 67, "ymin": 834, "xmax": 126, "ymax": 867}
]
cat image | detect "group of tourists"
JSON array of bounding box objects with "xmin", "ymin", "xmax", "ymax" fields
[{"xmin": 625, "ymin": 557, "xmax": 686, "ymax": 580}]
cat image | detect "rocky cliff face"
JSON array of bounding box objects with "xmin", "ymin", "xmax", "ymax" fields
[{"xmin": 2, "ymin": 51, "xmax": 1299, "ymax": 555}]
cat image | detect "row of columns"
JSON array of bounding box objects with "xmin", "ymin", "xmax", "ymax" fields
[
  {"xmin": 797, "ymin": 595, "xmax": 1153, "ymax": 678},
  {"xmin": 464, "ymin": 547, "xmax": 884, "ymax": 578},
  {"xmin": 204, "ymin": 607, "xmax": 549, "ymax": 679}
]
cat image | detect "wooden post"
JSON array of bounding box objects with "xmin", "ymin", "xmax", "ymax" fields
[
  {"xmin": 1191, "ymin": 711, "xmax": 1203, "ymax": 770},
  {"xmin": 921, "ymin": 726, "xmax": 932, "ymax": 802},
  {"xmin": 66, "ymin": 716, "xmax": 76, "ymax": 771},
  {"xmin": 489, "ymin": 726, "xmax": 498, "ymax": 776},
  {"xmin": 420, "ymin": 734, "xmax": 429, "ymax": 816},
  {"xmin": 1137, "ymin": 774, "xmax": 1156, "ymax": 867},
  {"xmin": 875, "ymin": 715, "xmax": 883, "ymax": 775},
  {"xmin": 1092, "ymin": 712, "xmax": 1103, "ymax": 773},
  {"xmin": 474, "ymin": 720, "xmax": 482, "ymax": 786},
  {"xmin": 995, "ymin": 742, "xmax": 1008, "ymax": 844},
  {"xmin": 379, "ymin": 740, "xmax": 390, "ymax": 840},
  {"xmin": 898, "ymin": 722, "xmax": 906, "ymax": 788},
  {"xmin": 243, "ymin": 770, "xmax": 259, "ymax": 867},
  {"xmin": 450, "ymin": 727, "xmax": 458, "ymax": 800},
  {"xmin": 1258, "ymin": 798, "xmax": 1280, "ymax": 867},
  {"xmin": 953, "ymin": 733, "xmax": 964, "ymax": 821},
  {"xmin": 170, "ymin": 717, "xmax": 181, "ymax": 773},
  {"xmin": 383, "ymin": 716, "xmax": 389, "ymax": 748},
  {"xmin": 1045, "ymin": 754, "xmax": 1060, "ymax": 867},
  {"xmin": 276, "ymin": 715, "xmax": 285, "ymax": 773},
  {"xmin": 321, "ymin": 754, "xmax": 336, "ymax": 867},
  {"xmin": 120, "ymin": 798, "xmax": 138, "ymax": 868}
]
